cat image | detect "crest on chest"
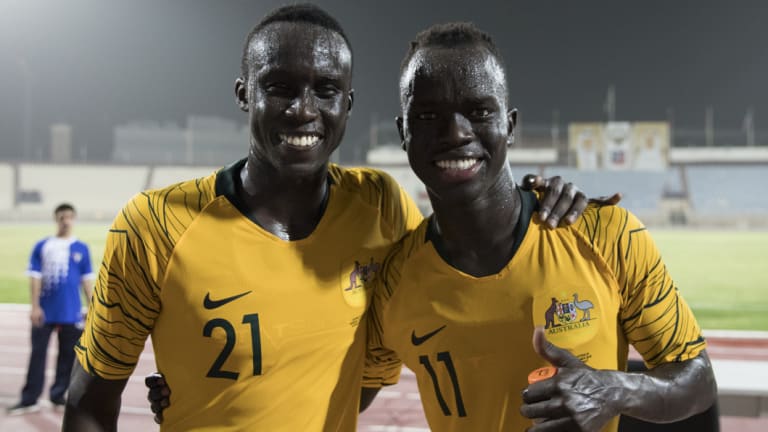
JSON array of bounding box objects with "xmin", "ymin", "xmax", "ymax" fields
[{"xmin": 340, "ymin": 256, "xmax": 381, "ymax": 308}]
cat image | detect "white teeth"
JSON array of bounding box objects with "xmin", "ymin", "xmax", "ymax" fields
[
  {"xmin": 279, "ymin": 134, "xmax": 320, "ymax": 147},
  {"xmin": 435, "ymin": 158, "xmax": 479, "ymax": 170}
]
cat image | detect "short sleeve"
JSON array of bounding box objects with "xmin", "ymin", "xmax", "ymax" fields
[
  {"xmin": 26, "ymin": 240, "xmax": 44, "ymax": 279},
  {"xmin": 362, "ymin": 241, "xmax": 409, "ymax": 388},
  {"xmin": 386, "ymin": 179, "xmax": 423, "ymax": 240},
  {"xmin": 75, "ymin": 197, "xmax": 163, "ymax": 380},
  {"xmin": 363, "ymin": 278, "xmax": 403, "ymax": 388},
  {"xmin": 613, "ymin": 209, "xmax": 706, "ymax": 366}
]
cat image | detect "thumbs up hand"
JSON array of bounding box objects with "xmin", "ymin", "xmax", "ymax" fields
[{"xmin": 520, "ymin": 327, "xmax": 624, "ymax": 432}]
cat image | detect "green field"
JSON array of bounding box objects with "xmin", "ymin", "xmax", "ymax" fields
[
  {"xmin": 0, "ymin": 224, "xmax": 108, "ymax": 304},
  {"xmin": 1, "ymin": 224, "xmax": 766, "ymax": 330}
]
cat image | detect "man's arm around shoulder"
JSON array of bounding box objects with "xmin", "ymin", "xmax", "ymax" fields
[{"xmin": 62, "ymin": 361, "xmax": 128, "ymax": 432}]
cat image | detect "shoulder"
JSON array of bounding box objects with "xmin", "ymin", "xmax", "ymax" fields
[
  {"xmin": 572, "ymin": 204, "xmax": 643, "ymax": 248},
  {"xmin": 126, "ymin": 172, "xmax": 216, "ymax": 217},
  {"xmin": 114, "ymin": 172, "xmax": 218, "ymax": 245},
  {"xmin": 141, "ymin": 172, "xmax": 217, "ymax": 213},
  {"xmin": 378, "ymin": 219, "xmax": 430, "ymax": 293},
  {"xmin": 328, "ymin": 164, "xmax": 401, "ymax": 203},
  {"xmin": 72, "ymin": 239, "xmax": 90, "ymax": 250},
  {"xmin": 32, "ymin": 237, "xmax": 49, "ymax": 250}
]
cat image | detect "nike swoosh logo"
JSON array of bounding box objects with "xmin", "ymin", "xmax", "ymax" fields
[
  {"xmin": 411, "ymin": 325, "xmax": 447, "ymax": 346},
  {"xmin": 203, "ymin": 291, "xmax": 252, "ymax": 309}
]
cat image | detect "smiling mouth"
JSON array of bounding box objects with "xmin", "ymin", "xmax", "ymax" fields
[
  {"xmin": 434, "ymin": 158, "xmax": 481, "ymax": 171},
  {"xmin": 279, "ymin": 133, "xmax": 322, "ymax": 149}
]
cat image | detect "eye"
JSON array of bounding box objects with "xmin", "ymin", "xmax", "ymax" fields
[
  {"xmin": 265, "ymin": 82, "xmax": 291, "ymax": 95},
  {"xmin": 316, "ymin": 84, "xmax": 340, "ymax": 99},
  {"xmin": 470, "ymin": 108, "xmax": 492, "ymax": 119},
  {"xmin": 416, "ymin": 112, "xmax": 437, "ymax": 120}
]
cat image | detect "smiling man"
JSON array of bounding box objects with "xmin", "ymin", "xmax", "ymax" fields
[
  {"xmin": 362, "ymin": 23, "xmax": 717, "ymax": 432},
  {"xmin": 63, "ymin": 5, "xmax": 593, "ymax": 432},
  {"xmin": 63, "ymin": 6, "xmax": 422, "ymax": 431}
]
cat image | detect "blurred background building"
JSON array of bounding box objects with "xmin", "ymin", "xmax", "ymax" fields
[{"xmin": 0, "ymin": 0, "xmax": 766, "ymax": 225}]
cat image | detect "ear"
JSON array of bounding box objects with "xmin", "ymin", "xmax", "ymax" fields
[
  {"xmin": 507, "ymin": 108, "xmax": 518, "ymax": 146},
  {"xmin": 396, "ymin": 116, "xmax": 406, "ymax": 150},
  {"xmin": 235, "ymin": 77, "xmax": 248, "ymax": 112},
  {"xmin": 507, "ymin": 108, "xmax": 518, "ymax": 136},
  {"xmin": 347, "ymin": 89, "xmax": 355, "ymax": 114}
]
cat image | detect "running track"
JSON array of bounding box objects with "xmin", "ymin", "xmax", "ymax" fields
[{"xmin": 1, "ymin": 305, "xmax": 766, "ymax": 431}]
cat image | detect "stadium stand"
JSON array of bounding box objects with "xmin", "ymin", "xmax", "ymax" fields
[
  {"xmin": 149, "ymin": 166, "xmax": 218, "ymax": 190},
  {"xmin": 0, "ymin": 164, "xmax": 13, "ymax": 212},
  {"xmin": 1, "ymin": 161, "xmax": 767, "ymax": 226},
  {"xmin": 14, "ymin": 164, "xmax": 147, "ymax": 219},
  {"xmin": 686, "ymin": 165, "xmax": 768, "ymax": 215},
  {"xmin": 542, "ymin": 167, "xmax": 667, "ymax": 216}
]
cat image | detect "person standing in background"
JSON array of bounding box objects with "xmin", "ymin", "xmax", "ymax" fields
[{"xmin": 7, "ymin": 203, "xmax": 94, "ymax": 415}]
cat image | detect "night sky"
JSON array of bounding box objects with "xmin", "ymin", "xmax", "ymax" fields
[{"xmin": 0, "ymin": 0, "xmax": 766, "ymax": 161}]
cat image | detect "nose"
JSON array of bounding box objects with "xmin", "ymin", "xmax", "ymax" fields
[
  {"xmin": 285, "ymin": 88, "xmax": 319, "ymax": 123},
  {"xmin": 440, "ymin": 112, "xmax": 474, "ymax": 147}
]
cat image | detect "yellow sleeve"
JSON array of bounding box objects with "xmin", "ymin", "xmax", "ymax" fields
[
  {"xmin": 376, "ymin": 170, "xmax": 423, "ymax": 240},
  {"xmin": 395, "ymin": 181, "xmax": 424, "ymax": 235},
  {"xmin": 75, "ymin": 194, "xmax": 163, "ymax": 379},
  {"xmin": 362, "ymin": 241, "xmax": 407, "ymax": 388},
  {"xmin": 581, "ymin": 206, "xmax": 706, "ymax": 367}
]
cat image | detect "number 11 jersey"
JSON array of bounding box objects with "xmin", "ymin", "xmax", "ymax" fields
[{"xmin": 364, "ymin": 190, "xmax": 705, "ymax": 432}]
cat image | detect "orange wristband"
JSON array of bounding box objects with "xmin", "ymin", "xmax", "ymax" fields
[{"xmin": 527, "ymin": 366, "xmax": 557, "ymax": 384}]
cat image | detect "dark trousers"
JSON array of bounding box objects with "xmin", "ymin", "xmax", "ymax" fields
[{"xmin": 20, "ymin": 323, "xmax": 82, "ymax": 405}]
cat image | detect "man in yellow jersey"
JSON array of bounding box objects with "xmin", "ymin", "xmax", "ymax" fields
[
  {"xmin": 361, "ymin": 23, "xmax": 716, "ymax": 432},
  {"xmin": 63, "ymin": 5, "xmax": 591, "ymax": 432}
]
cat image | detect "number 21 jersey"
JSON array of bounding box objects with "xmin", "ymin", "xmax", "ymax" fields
[{"xmin": 76, "ymin": 159, "xmax": 421, "ymax": 431}]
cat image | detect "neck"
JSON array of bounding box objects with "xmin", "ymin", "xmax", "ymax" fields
[
  {"xmin": 239, "ymin": 155, "xmax": 330, "ymax": 240},
  {"xmin": 428, "ymin": 167, "xmax": 522, "ymax": 276},
  {"xmin": 56, "ymin": 230, "xmax": 71, "ymax": 238}
]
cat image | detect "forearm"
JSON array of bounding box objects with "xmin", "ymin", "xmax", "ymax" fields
[
  {"xmin": 81, "ymin": 279, "xmax": 94, "ymax": 304},
  {"xmin": 29, "ymin": 277, "xmax": 41, "ymax": 307},
  {"xmin": 615, "ymin": 352, "xmax": 716, "ymax": 422},
  {"xmin": 63, "ymin": 361, "xmax": 127, "ymax": 432}
]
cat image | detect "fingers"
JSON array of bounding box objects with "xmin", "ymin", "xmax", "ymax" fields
[
  {"xmin": 150, "ymin": 394, "xmax": 169, "ymax": 424},
  {"xmin": 520, "ymin": 174, "xmax": 545, "ymax": 192},
  {"xmin": 534, "ymin": 176, "xmax": 563, "ymax": 225},
  {"xmin": 520, "ymin": 398, "xmax": 569, "ymax": 420},
  {"xmin": 145, "ymin": 372, "xmax": 170, "ymax": 424},
  {"xmin": 150, "ymin": 397, "xmax": 169, "ymax": 412},
  {"xmin": 145, "ymin": 372, "xmax": 166, "ymax": 389},
  {"xmin": 532, "ymin": 327, "xmax": 583, "ymax": 369},
  {"xmin": 588, "ymin": 192, "xmax": 622, "ymax": 206},
  {"xmin": 547, "ymin": 183, "xmax": 587, "ymax": 227},
  {"xmin": 522, "ymin": 379, "xmax": 557, "ymax": 405},
  {"xmin": 148, "ymin": 385, "xmax": 170, "ymax": 402},
  {"xmin": 532, "ymin": 327, "xmax": 548, "ymax": 359},
  {"xmin": 527, "ymin": 417, "xmax": 577, "ymax": 432},
  {"xmin": 31, "ymin": 314, "xmax": 44, "ymax": 328}
]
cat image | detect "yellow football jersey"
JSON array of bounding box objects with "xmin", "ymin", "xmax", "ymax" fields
[
  {"xmin": 364, "ymin": 189, "xmax": 705, "ymax": 432},
  {"xmin": 76, "ymin": 159, "xmax": 422, "ymax": 431}
]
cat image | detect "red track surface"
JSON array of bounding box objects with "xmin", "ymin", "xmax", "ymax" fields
[{"xmin": 1, "ymin": 306, "xmax": 765, "ymax": 431}]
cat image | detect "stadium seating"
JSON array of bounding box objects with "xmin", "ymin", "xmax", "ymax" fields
[
  {"xmin": 542, "ymin": 167, "xmax": 666, "ymax": 215},
  {"xmin": 149, "ymin": 166, "xmax": 219, "ymax": 189},
  {"xmin": 686, "ymin": 165, "xmax": 768, "ymax": 215},
  {"xmin": 2, "ymin": 162, "xmax": 767, "ymax": 224},
  {"xmin": 0, "ymin": 164, "xmax": 12, "ymax": 212},
  {"xmin": 16, "ymin": 164, "xmax": 148, "ymax": 219}
]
